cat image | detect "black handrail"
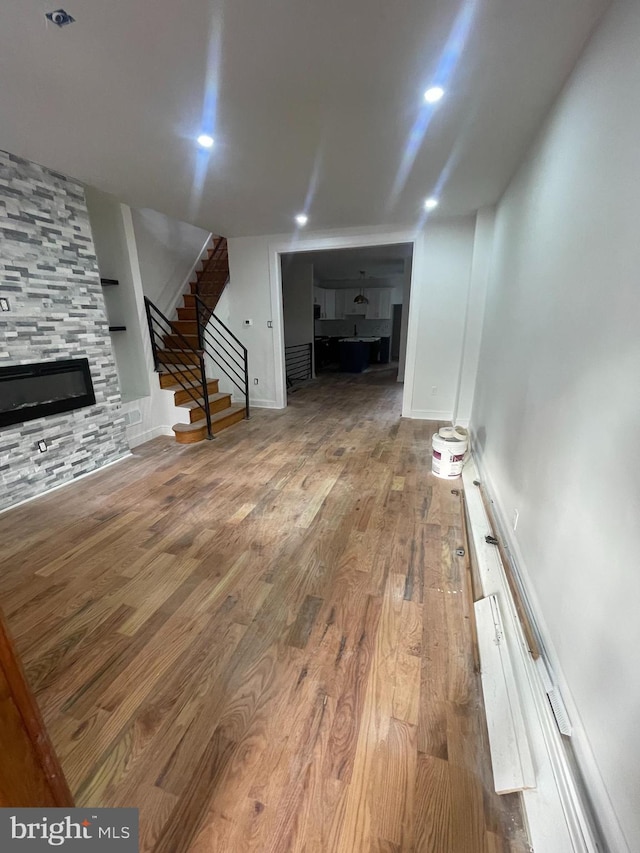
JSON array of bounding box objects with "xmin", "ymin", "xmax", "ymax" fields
[
  {"xmin": 144, "ymin": 296, "xmax": 214, "ymax": 439},
  {"xmin": 285, "ymin": 343, "xmax": 313, "ymax": 386},
  {"xmin": 194, "ymin": 295, "xmax": 250, "ymax": 420}
]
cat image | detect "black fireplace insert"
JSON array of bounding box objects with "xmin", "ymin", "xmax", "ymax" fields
[{"xmin": 0, "ymin": 358, "xmax": 96, "ymax": 428}]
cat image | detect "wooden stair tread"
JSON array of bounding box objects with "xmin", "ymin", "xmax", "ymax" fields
[
  {"xmin": 162, "ymin": 378, "xmax": 219, "ymax": 394},
  {"xmin": 178, "ymin": 391, "xmax": 231, "ymax": 411},
  {"xmin": 150, "ymin": 235, "xmax": 238, "ymax": 443},
  {"xmin": 160, "ymin": 364, "xmax": 198, "ymax": 373},
  {"xmin": 172, "ymin": 403, "xmax": 245, "ymax": 432},
  {"xmin": 159, "ymin": 345, "xmax": 199, "ymax": 351}
]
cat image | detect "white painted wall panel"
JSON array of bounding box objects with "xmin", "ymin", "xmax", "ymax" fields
[{"xmin": 472, "ymin": 1, "xmax": 640, "ymax": 847}]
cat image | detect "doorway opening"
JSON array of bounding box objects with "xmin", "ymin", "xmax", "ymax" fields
[{"xmin": 279, "ymin": 242, "xmax": 413, "ymax": 402}]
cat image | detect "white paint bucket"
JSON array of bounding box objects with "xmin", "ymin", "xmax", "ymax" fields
[{"xmin": 431, "ymin": 428, "xmax": 468, "ymax": 479}]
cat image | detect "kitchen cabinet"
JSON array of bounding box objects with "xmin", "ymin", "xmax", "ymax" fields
[
  {"xmin": 342, "ymin": 288, "xmax": 366, "ymax": 315},
  {"xmin": 321, "ymin": 287, "xmax": 393, "ymax": 319},
  {"xmin": 324, "ymin": 289, "xmax": 336, "ymax": 319},
  {"xmin": 365, "ymin": 288, "xmax": 393, "ymax": 320},
  {"xmin": 339, "ymin": 339, "xmax": 370, "ymax": 372},
  {"xmin": 313, "ymin": 287, "xmax": 337, "ymax": 319}
]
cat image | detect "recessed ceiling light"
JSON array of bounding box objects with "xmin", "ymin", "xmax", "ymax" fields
[
  {"xmin": 295, "ymin": 214, "xmax": 308, "ymax": 227},
  {"xmin": 424, "ymin": 86, "xmax": 445, "ymax": 104},
  {"xmin": 424, "ymin": 197, "xmax": 439, "ymax": 211},
  {"xmin": 197, "ymin": 134, "xmax": 214, "ymax": 149}
]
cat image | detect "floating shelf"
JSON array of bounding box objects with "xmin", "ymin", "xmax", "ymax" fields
[
  {"xmin": 108, "ymin": 325, "xmax": 127, "ymax": 332},
  {"xmin": 100, "ymin": 278, "xmax": 119, "ymax": 286}
]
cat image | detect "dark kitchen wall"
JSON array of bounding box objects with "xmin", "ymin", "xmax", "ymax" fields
[{"xmin": 0, "ymin": 150, "xmax": 128, "ymax": 511}]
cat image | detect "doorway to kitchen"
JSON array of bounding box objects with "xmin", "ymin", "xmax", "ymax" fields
[{"xmin": 279, "ymin": 242, "xmax": 413, "ymax": 401}]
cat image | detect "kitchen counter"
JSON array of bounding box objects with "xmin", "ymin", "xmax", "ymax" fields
[{"xmin": 339, "ymin": 336, "xmax": 381, "ymax": 343}]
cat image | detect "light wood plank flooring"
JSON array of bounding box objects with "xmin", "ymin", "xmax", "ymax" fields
[{"xmin": 0, "ymin": 368, "xmax": 529, "ymax": 852}]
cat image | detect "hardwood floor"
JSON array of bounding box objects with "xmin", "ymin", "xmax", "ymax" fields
[{"xmin": 0, "ymin": 368, "xmax": 529, "ymax": 852}]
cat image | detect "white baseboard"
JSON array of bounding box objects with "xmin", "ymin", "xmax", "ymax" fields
[
  {"xmin": 406, "ymin": 408, "xmax": 453, "ymax": 421},
  {"xmin": 466, "ymin": 452, "xmax": 622, "ymax": 853},
  {"xmin": 250, "ymin": 399, "xmax": 284, "ymax": 409},
  {"xmin": 127, "ymin": 425, "xmax": 174, "ymax": 447},
  {"xmin": 0, "ymin": 453, "xmax": 132, "ymax": 515},
  {"xmin": 471, "ymin": 446, "xmax": 628, "ymax": 853}
]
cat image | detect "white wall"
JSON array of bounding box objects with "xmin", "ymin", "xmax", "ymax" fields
[
  {"xmin": 472, "ymin": 1, "xmax": 640, "ymax": 848},
  {"xmin": 224, "ymin": 235, "xmax": 277, "ymax": 407},
  {"xmin": 397, "ymin": 257, "xmax": 412, "ymax": 382},
  {"xmin": 403, "ymin": 216, "xmax": 476, "ymax": 420},
  {"xmin": 86, "ymin": 188, "xmax": 204, "ymax": 445},
  {"xmin": 130, "ymin": 208, "xmax": 210, "ymax": 317},
  {"xmin": 282, "ymin": 261, "xmax": 313, "ymax": 347},
  {"xmin": 226, "ymin": 221, "xmax": 478, "ymax": 413},
  {"xmin": 85, "ymin": 187, "xmax": 150, "ymax": 403},
  {"xmin": 453, "ymin": 207, "xmax": 495, "ymax": 425}
]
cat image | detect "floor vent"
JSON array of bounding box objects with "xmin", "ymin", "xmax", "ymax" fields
[
  {"xmin": 547, "ymin": 686, "xmax": 572, "ymax": 737},
  {"xmin": 535, "ymin": 658, "xmax": 572, "ymax": 737}
]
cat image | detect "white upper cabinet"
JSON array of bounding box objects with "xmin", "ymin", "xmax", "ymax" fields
[
  {"xmin": 314, "ymin": 287, "xmax": 337, "ymax": 319},
  {"xmin": 316, "ymin": 287, "xmax": 392, "ymax": 319},
  {"xmin": 364, "ymin": 288, "xmax": 392, "ymax": 319},
  {"xmin": 342, "ymin": 288, "xmax": 366, "ymax": 315},
  {"xmin": 324, "ymin": 288, "xmax": 336, "ymax": 319}
]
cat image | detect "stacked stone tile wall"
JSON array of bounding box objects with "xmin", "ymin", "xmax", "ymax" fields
[{"xmin": 0, "ymin": 150, "xmax": 129, "ymax": 511}]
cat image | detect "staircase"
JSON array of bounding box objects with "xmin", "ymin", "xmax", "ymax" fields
[{"xmin": 145, "ymin": 236, "xmax": 249, "ymax": 445}]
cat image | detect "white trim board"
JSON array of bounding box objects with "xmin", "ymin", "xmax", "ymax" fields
[
  {"xmin": 406, "ymin": 409, "xmax": 453, "ymax": 421},
  {"xmin": 470, "ymin": 446, "xmax": 628, "ymax": 853},
  {"xmin": 463, "ymin": 458, "xmax": 603, "ymax": 853},
  {"xmin": 475, "ymin": 594, "xmax": 535, "ymax": 794},
  {"xmin": 250, "ymin": 399, "xmax": 282, "ymax": 409}
]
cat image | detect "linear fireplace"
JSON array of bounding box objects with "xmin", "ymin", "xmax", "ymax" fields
[{"xmin": 0, "ymin": 358, "xmax": 96, "ymax": 428}]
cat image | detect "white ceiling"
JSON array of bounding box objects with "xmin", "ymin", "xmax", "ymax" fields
[{"xmin": 0, "ymin": 0, "xmax": 609, "ymax": 237}]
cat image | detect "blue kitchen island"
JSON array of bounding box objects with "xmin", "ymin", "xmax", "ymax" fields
[{"xmin": 338, "ymin": 337, "xmax": 381, "ymax": 373}]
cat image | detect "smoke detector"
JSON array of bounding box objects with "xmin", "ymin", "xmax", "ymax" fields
[{"xmin": 46, "ymin": 9, "xmax": 75, "ymax": 27}]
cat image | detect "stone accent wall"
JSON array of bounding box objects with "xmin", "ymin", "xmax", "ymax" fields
[{"xmin": 0, "ymin": 150, "xmax": 129, "ymax": 511}]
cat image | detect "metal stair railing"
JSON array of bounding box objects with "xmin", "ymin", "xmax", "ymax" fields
[
  {"xmin": 194, "ymin": 295, "xmax": 249, "ymax": 420},
  {"xmin": 285, "ymin": 343, "xmax": 313, "ymax": 387},
  {"xmin": 144, "ymin": 296, "xmax": 214, "ymax": 439}
]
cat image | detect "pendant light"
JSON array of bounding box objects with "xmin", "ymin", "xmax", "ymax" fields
[{"xmin": 353, "ymin": 270, "xmax": 369, "ymax": 305}]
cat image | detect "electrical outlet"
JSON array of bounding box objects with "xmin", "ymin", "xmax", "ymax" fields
[
  {"xmin": 512, "ymin": 508, "xmax": 519, "ymax": 531},
  {"xmin": 243, "ymin": 319, "xmax": 253, "ymax": 326},
  {"xmin": 431, "ymin": 386, "xmax": 437, "ymax": 396},
  {"xmin": 267, "ymin": 320, "xmax": 273, "ymax": 329},
  {"xmin": 37, "ymin": 439, "xmax": 48, "ymax": 453},
  {"xmin": 0, "ymin": 298, "xmax": 9, "ymax": 312},
  {"xmin": 253, "ymin": 378, "xmax": 259, "ymax": 385}
]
